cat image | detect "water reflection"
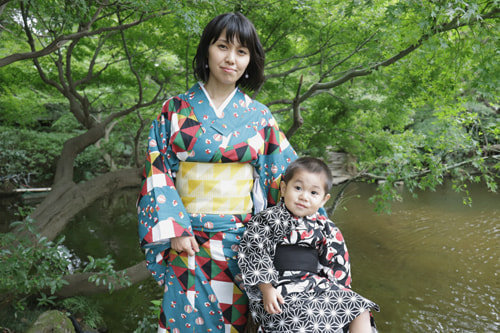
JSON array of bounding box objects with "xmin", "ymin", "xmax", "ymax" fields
[
  {"xmin": 61, "ymin": 189, "xmax": 162, "ymax": 331},
  {"xmin": 61, "ymin": 181, "xmax": 498, "ymax": 332},
  {"xmin": 333, "ymin": 181, "xmax": 499, "ymax": 332}
]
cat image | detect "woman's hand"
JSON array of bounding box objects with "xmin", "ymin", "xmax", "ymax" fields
[
  {"xmin": 259, "ymin": 283, "xmax": 285, "ymax": 314},
  {"xmin": 170, "ymin": 236, "xmax": 200, "ymax": 256}
]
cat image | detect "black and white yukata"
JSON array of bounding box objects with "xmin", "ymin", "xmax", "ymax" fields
[{"xmin": 238, "ymin": 202, "xmax": 379, "ymax": 333}]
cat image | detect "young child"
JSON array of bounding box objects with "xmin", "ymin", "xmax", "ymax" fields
[{"xmin": 238, "ymin": 157, "xmax": 379, "ymax": 333}]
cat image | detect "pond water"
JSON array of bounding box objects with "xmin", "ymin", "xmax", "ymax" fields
[
  {"xmin": 332, "ymin": 181, "xmax": 498, "ymax": 333},
  {"xmin": 4, "ymin": 180, "xmax": 498, "ymax": 332}
]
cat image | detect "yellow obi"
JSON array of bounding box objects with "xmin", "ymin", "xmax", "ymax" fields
[{"xmin": 176, "ymin": 161, "xmax": 254, "ymax": 214}]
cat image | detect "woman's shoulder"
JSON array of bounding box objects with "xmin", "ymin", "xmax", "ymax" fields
[
  {"xmin": 161, "ymin": 84, "xmax": 202, "ymax": 114},
  {"xmin": 235, "ymin": 88, "xmax": 271, "ymax": 113},
  {"xmin": 165, "ymin": 83, "xmax": 202, "ymax": 102}
]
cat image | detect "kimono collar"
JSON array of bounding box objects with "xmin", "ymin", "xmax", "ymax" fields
[
  {"xmin": 198, "ymin": 82, "xmax": 238, "ymax": 118},
  {"xmin": 278, "ymin": 200, "xmax": 322, "ymax": 225}
]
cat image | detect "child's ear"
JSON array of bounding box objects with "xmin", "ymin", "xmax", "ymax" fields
[{"xmin": 321, "ymin": 193, "xmax": 331, "ymax": 206}]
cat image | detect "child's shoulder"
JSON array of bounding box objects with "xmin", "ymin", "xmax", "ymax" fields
[
  {"xmin": 314, "ymin": 213, "xmax": 341, "ymax": 230},
  {"xmin": 258, "ymin": 204, "xmax": 282, "ymax": 216},
  {"xmin": 250, "ymin": 204, "xmax": 284, "ymax": 223}
]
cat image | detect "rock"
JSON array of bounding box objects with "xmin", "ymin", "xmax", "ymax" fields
[
  {"xmin": 327, "ymin": 151, "xmax": 355, "ymax": 185},
  {"xmin": 26, "ymin": 310, "xmax": 75, "ymax": 333}
]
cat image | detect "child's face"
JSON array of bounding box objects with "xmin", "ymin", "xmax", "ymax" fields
[{"xmin": 280, "ymin": 169, "xmax": 330, "ymax": 217}]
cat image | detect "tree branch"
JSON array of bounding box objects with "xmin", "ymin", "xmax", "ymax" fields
[
  {"xmin": 0, "ymin": 7, "xmax": 172, "ymax": 68},
  {"xmin": 31, "ymin": 167, "xmax": 142, "ymax": 239},
  {"xmin": 319, "ymin": 33, "xmax": 376, "ymax": 82},
  {"xmin": 55, "ymin": 261, "xmax": 150, "ymax": 298},
  {"xmin": 0, "ymin": 0, "xmax": 13, "ymax": 7},
  {"xmin": 299, "ymin": 7, "xmax": 500, "ymax": 103},
  {"xmin": 357, "ymin": 154, "xmax": 500, "ymax": 182},
  {"xmin": 285, "ymin": 75, "xmax": 304, "ymax": 138},
  {"xmin": 118, "ymin": 11, "xmax": 144, "ymax": 105}
]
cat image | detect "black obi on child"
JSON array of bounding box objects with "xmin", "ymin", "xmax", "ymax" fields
[{"xmin": 273, "ymin": 244, "xmax": 319, "ymax": 273}]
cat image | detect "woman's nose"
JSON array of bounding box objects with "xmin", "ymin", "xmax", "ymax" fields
[{"xmin": 225, "ymin": 51, "xmax": 235, "ymax": 64}]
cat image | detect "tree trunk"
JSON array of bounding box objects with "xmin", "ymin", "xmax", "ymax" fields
[{"xmin": 27, "ymin": 167, "xmax": 142, "ymax": 241}]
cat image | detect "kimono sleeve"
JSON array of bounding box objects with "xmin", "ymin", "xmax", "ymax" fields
[
  {"xmin": 251, "ymin": 111, "xmax": 297, "ymax": 211},
  {"xmin": 137, "ymin": 99, "xmax": 193, "ymax": 282},
  {"xmin": 237, "ymin": 211, "xmax": 279, "ymax": 300},
  {"xmin": 320, "ymin": 219, "xmax": 352, "ymax": 289}
]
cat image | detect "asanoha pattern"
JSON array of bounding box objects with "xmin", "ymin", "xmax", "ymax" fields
[{"xmin": 238, "ymin": 202, "xmax": 379, "ymax": 333}]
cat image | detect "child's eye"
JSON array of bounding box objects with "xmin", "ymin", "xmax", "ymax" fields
[
  {"xmin": 294, "ymin": 186, "xmax": 301, "ymax": 191},
  {"xmin": 311, "ymin": 191, "xmax": 319, "ymax": 196}
]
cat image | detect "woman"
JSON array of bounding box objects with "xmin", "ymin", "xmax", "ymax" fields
[{"xmin": 137, "ymin": 12, "xmax": 297, "ymax": 332}]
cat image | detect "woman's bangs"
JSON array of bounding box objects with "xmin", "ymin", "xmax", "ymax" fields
[{"xmin": 219, "ymin": 18, "xmax": 253, "ymax": 48}]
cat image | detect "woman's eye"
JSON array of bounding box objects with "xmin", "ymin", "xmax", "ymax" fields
[
  {"xmin": 238, "ymin": 49, "xmax": 247, "ymax": 55},
  {"xmin": 218, "ymin": 44, "xmax": 228, "ymax": 50}
]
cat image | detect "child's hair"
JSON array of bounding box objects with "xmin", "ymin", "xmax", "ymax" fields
[
  {"xmin": 193, "ymin": 12, "xmax": 265, "ymax": 91},
  {"xmin": 283, "ymin": 157, "xmax": 333, "ymax": 193}
]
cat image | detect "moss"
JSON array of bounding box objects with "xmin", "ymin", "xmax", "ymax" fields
[{"xmin": 26, "ymin": 310, "xmax": 75, "ymax": 333}]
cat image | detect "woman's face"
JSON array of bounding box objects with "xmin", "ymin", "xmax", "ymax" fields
[{"xmin": 206, "ymin": 29, "xmax": 250, "ymax": 89}]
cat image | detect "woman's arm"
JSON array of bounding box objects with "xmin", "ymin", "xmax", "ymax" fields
[{"xmin": 137, "ymin": 97, "xmax": 195, "ymax": 283}]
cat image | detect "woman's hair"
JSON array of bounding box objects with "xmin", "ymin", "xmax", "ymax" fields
[
  {"xmin": 283, "ymin": 157, "xmax": 333, "ymax": 193},
  {"xmin": 193, "ymin": 12, "xmax": 265, "ymax": 91}
]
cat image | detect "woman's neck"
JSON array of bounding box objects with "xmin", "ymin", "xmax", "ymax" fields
[{"xmin": 203, "ymin": 81, "xmax": 236, "ymax": 109}]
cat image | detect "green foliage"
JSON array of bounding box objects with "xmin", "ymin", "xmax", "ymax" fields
[
  {"xmin": 361, "ymin": 97, "xmax": 499, "ymax": 212},
  {"xmin": 134, "ymin": 299, "xmax": 162, "ymax": 333},
  {"xmin": 0, "ymin": 0, "xmax": 497, "ymax": 212},
  {"xmin": 60, "ymin": 296, "xmax": 104, "ymax": 329},
  {"xmin": 0, "ymin": 64, "xmax": 57, "ymax": 127},
  {"xmin": 0, "ymin": 308, "xmax": 45, "ymax": 333},
  {"xmin": 0, "ymin": 296, "xmax": 105, "ymax": 333},
  {"xmin": 0, "ymin": 217, "xmax": 131, "ymax": 324},
  {"xmin": 51, "ymin": 110, "xmax": 85, "ymax": 133},
  {"xmin": 83, "ymin": 255, "xmax": 132, "ymax": 293},
  {"xmin": 0, "ymin": 125, "xmax": 105, "ymax": 184},
  {"xmin": 0, "ymin": 218, "xmax": 71, "ymax": 312},
  {"xmin": 0, "ymin": 0, "xmax": 497, "ymax": 207}
]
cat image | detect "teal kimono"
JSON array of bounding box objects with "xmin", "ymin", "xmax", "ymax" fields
[{"xmin": 137, "ymin": 82, "xmax": 297, "ymax": 332}]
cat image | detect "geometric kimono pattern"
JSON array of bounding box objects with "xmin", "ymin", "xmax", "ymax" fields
[
  {"xmin": 176, "ymin": 161, "xmax": 254, "ymax": 214},
  {"xmin": 160, "ymin": 229, "xmax": 248, "ymax": 332},
  {"xmin": 137, "ymin": 82, "xmax": 298, "ymax": 332}
]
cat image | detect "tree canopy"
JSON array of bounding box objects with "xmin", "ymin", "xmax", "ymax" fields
[{"xmin": 0, "ymin": 0, "xmax": 498, "ymax": 314}]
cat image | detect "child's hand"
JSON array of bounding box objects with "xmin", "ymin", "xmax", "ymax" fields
[{"xmin": 259, "ymin": 283, "xmax": 285, "ymax": 314}]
